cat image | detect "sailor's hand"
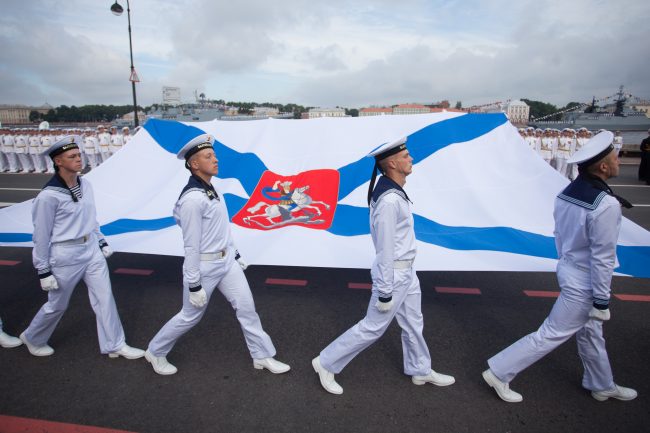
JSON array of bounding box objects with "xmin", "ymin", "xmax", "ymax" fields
[
  {"xmin": 101, "ymin": 245, "xmax": 113, "ymax": 258},
  {"xmin": 189, "ymin": 288, "xmax": 208, "ymax": 308},
  {"xmin": 589, "ymin": 307, "xmax": 610, "ymax": 321},
  {"xmin": 40, "ymin": 274, "xmax": 59, "ymax": 291},
  {"xmin": 236, "ymin": 257, "xmax": 248, "ymax": 271},
  {"xmin": 99, "ymin": 239, "xmax": 113, "ymax": 258},
  {"xmin": 375, "ymin": 296, "xmax": 393, "ymax": 313}
]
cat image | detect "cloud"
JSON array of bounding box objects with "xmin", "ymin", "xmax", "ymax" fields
[{"xmin": 0, "ymin": 0, "xmax": 648, "ymax": 108}]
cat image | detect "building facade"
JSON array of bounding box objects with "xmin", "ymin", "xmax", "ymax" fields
[
  {"xmin": 504, "ymin": 100, "xmax": 530, "ymax": 124},
  {"xmin": 359, "ymin": 107, "xmax": 393, "ymax": 116},
  {"xmin": 0, "ymin": 104, "xmax": 52, "ymax": 125},
  {"xmin": 307, "ymin": 108, "xmax": 347, "ymax": 118}
]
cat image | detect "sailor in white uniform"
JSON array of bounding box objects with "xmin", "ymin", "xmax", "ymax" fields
[
  {"xmin": 312, "ymin": 137, "xmax": 455, "ymax": 395},
  {"xmin": 144, "ymin": 134, "xmax": 290, "ymax": 376},
  {"xmin": 97, "ymin": 125, "xmax": 111, "ymax": 163},
  {"xmin": 482, "ymin": 131, "xmax": 637, "ymax": 403},
  {"xmin": 0, "ymin": 316, "xmax": 23, "ymax": 348},
  {"xmin": 109, "ymin": 126, "xmax": 124, "ymax": 155},
  {"xmin": 613, "ymin": 130, "xmax": 623, "ymax": 153},
  {"xmin": 19, "ymin": 135, "xmax": 144, "ymax": 360},
  {"xmin": 2, "ymin": 130, "xmax": 20, "ymax": 173}
]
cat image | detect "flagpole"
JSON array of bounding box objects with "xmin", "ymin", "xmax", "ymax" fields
[{"xmin": 110, "ymin": 0, "xmax": 139, "ymax": 127}]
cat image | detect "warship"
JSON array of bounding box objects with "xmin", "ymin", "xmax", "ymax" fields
[{"xmin": 528, "ymin": 86, "xmax": 650, "ymax": 132}]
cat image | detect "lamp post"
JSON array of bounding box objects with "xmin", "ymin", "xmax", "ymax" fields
[{"xmin": 110, "ymin": 0, "xmax": 139, "ymax": 127}]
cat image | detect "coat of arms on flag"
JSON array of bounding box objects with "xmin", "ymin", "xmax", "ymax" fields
[{"xmin": 232, "ymin": 169, "xmax": 340, "ymax": 230}]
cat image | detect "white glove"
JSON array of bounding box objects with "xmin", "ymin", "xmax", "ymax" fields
[
  {"xmin": 40, "ymin": 275, "xmax": 59, "ymax": 291},
  {"xmin": 375, "ymin": 298, "xmax": 394, "ymax": 313},
  {"xmin": 101, "ymin": 245, "xmax": 113, "ymax": 258},
  {"xmin": 589, "ymin": 307, "xmax": 610, "ymax": 321},
  {"xmin": 189, "ymin": 288, "xmax": 208, "ymax": 308},
  {"xmin": 236, "ymin": 257, "xmax": 248, "ymax": 270}
]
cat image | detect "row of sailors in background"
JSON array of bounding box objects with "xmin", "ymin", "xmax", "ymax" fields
[
  {"xmin": 0, "ymin": 125, "xmax": 137, "ymax": 174},
  {"xmin": 519, "ymin": 127, "xmax": 623, "ymax": 180}
]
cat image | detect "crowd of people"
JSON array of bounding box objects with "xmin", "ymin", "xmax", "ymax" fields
[
  {"xmin": 519, "ymin": 127, "xmax": 623, "ymax": 180},
  {"xmin": 0, "ymin": 125, "xmax": 136, "ymax": 174}
]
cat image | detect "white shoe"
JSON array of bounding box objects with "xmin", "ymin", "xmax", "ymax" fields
[
  {"xmin": 20, "ymin": 332, "xmax": 54, "ymax": 357},
  {"xmin": 108, "ymin": 344, "xmax": 145, "ymax": 360},
  {"xmin": 592, "ymin": 385, "xmax": 638, "ymax": 402},
  {"xmin": 0, "ymin": 331, "xmax": 23, "ymax": 348},
  {"xmin": 482, "ymin": 369, "xmax": 522, "ymax": 403},
  {"xmin": 312, "ymin": 356, "xmax": 343, "ymax": 395},
  {"xmin": 145, "ymin": 349, "xmax": 178, "ymax": 375},
  {"xmin": 253, "ymin": 357, "xmax": 291, "ymax": 374},
  {"xmin": 412, "ymin": 369, "xmax": 456, "ymax": 386}
]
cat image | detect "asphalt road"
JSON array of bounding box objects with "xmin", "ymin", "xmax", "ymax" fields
[{"xmin": 0, "ymin": 160, "xmax": 649, "ymax": 433}]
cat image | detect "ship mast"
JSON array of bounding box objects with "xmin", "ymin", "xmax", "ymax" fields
[{"xmin": 614, "ymin": 85, "xmax": 626, "ymax": 117}]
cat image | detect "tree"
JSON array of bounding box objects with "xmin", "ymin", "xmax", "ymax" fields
[
  {"xmin": 345, "ymin": 108, "xmax": 359, "ymax": 117},
  {"xmin": 29, "ymin": 111, "xmax": 42, "ymax": 122},
  {"xmin": 455, "ymin": 101, "xmax": 462, "ymax": 109}
]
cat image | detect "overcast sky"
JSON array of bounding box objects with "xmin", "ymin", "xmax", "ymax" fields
[{"xmin": 1, "ymin": 0, "xmax": 649, "ymax": 109}]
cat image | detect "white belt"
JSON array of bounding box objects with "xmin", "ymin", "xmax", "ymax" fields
[
  {"xmin": 393, "ymin": 259, "xmax": 413, "ymax": 269},
  {"xmin": 53, "ymin": 235, "xmax": 89, "ymax": 246},
  {"xmin": 200, "ymin": 250, "xmax": 226, "ymax": 261}
]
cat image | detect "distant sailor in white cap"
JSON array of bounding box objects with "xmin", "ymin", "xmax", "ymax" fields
[
  {"xmin": 19, "ymin": 135, "xmax": 145, "ymax": 360},
  {"xmin": 144, "ymin": 133, "xmax": 290, "ymax": 376},
  {"xmin": 483, "ymin": 131, "xmax": 636, "ymax": 403},
  {"xmin": 312, "ymin": 136, "xmax": 455, "ymax": 395}
]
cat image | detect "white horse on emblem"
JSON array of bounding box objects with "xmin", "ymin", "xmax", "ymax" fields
[{"xmin": 243, "ymin": 185, "xmax": 331, "ymax": 227}]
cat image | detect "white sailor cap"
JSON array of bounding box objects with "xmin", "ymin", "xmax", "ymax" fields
[
  {"xmin": 176, "ymin": 133, "xmax": 215, "ymax": 161},
  {"xmin": 366, "ymin": 136, "xmax": 408, "ymax": 205},
  {"xmin": 43, "ymin": 135, "xmax": 83, "ymax": 157},
  {"xmin": 367, "ymin": 136, "xmax": 407, "ymax": 161},
  {"xmin": 567, "ymin": 131, "xmax": 615, "ymax": 166},
  {"xmin": 122, "ymin": 126, "xmax": 130, "ymax": 131}
]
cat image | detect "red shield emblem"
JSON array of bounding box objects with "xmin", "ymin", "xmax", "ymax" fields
[{"xmin": 232, "ymin": 169, "xmax": 339, "ymax": 230}]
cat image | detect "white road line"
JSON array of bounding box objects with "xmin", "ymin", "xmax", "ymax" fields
[
  {"xmin": 0, "ymin": 187, "xmax": 40, "ymax": 191},
  {"xmin": 610, "ymin": 184, "xmax": 650, "ymax": 188},
  {"xmin": 0, "ymin": 202, "xmax": 18, "ymax": 207}
]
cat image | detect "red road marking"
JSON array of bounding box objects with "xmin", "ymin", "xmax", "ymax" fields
[
  {"xmin": 0, "ymin": 260, "xmax": 20, "ymax": 266},
  {"xmin": 524, "ymin": 290, "xmax": 560, "ymax": 298},
  {"xmin": 435, "ymin": 287, "xmax": 481, "ymax": 295},
  {"xmin": 265, "ymin": 278, "xmax": 307, "ymax": 286},
  {"xmin": 114, "ymin": 268, "xmax": 154, "ymax": 276},
  {"xmin": 0, "ymin": 414, "xmax": 138, "ymax": 433},
  {"xmin": 348, "ymin": 282, "xmax": 372, "ymax": 290},
  {"xmin": 614, "ymin": 294, "xmax": 650, "ymax": 302}
]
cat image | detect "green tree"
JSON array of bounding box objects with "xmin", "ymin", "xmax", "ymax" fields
[
  {"xmin": 455, "ymin": 101, "xmax": 462, "ymax": 109},
  {"xmin": 29, "ymin": 111, "xmax": 42, "ymax": 122}
]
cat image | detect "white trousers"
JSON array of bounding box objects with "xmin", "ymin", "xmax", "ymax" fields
[
  {"xmin": 23, "ymin": 235, "xmax": 126, "ymax": 353},
  {"xmin": 0, "ymin": 153, "xmax": 7, "ymax": 171},
  {"xmin": 86, "ymin": 153, "xmax": 99, "ymax": 170},
  {"xmin": 4, "ymin": 152, "xmax": 18, "ymax": 172},
  {"xmin": 555, "ymin": 156, "xmax": 569, "ymax": 178},
  {"xmin": 488, "ymin": 259, "xmax": 615, "ymax": 392},
  {"xmin": 148, "ymin": 262, "xmax": 276, "ymax": 359},
  {"xmin": 17, "ymin": 153, "xmax": 34, "ymax": 172},
  {"xmin": 30, "ymin": 154, "xmax": 44, "ymax": 172},
  {"xmin": 320, "ymin": 267, "xmax": 431, "ymax": 376},
  {"xmin": 44, "ymin": 156, "xmax": 54, "ymax": 173}
]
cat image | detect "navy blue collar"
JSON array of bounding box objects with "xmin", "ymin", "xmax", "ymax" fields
[
  {"xmin": 558, "ymin": 174, "xmax": 632, "ymax": 210},
  {"xmin": 370, "ymin": 176, "xmax": 411, "ymax": 207},
  {"xmin": 179, "ymin": 175, "xmax": 218, "ymax": 201},
  {"xmin": 44, "ymin": 174, "xmax": 81, "ymax": 202}
]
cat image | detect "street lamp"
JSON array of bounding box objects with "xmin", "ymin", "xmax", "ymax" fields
[{"xmin": 110, "ymin": 0, "xmax": 139, "ymax": 127}]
